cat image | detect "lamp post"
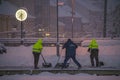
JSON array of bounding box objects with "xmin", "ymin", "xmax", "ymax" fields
[
  {"xmin": 103, "ymin": 0, "xmax": 107, "ymax": 37},
  {"xmin": 15, "ymin": 8, "xmax": 27, "ymax": 44},
  {"xmin": 71, "ymin": 0, "xmax": 75, "ymax": 38},
  {"xmin": 56, "ymin": 0, "xmax": 64, "ymax": 57},
  {"xmin": 56, "ymin": 0, "xmax": 59, "ymax": 56}
]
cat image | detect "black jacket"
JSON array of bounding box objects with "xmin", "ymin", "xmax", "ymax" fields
[{"xmin": 62, "ymin": 39, "xmax": 78, "ymax": 57}]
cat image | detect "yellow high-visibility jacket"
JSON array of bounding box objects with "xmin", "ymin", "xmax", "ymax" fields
[
  {"xmin": 88, "ymin": 39, "xmax": 99, "ymax": 49},
  {"xmin": 32, "ymin": 39, "xmax": 43, "ymax": 53}
]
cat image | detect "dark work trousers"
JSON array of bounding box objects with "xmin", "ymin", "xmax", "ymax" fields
[
  {"xmin": 63, "ymin": 55, "xmax": 81, "ymax": 68},
  {"xmin": 90, "ymin": 49, "xmax": 99, "ymax": 67},
  {"xmin": 33, "ymin": 52, "xmax": 41, "ymax": 68}
]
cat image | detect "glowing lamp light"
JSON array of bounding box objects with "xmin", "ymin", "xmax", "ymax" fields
[
  {"xmin": 15, "ymin": 9, "xmax": 27, "ymax": 21},
  {"xmin": 45, "ymin": 33, "xmax": 50, "ymax": 37}
]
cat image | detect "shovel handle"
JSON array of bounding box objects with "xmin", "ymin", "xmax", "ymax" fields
[{"xmin": 41, "ymin": 54, "xmax": 47, "ymax": 64}]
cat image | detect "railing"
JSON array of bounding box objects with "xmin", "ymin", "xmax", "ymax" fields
[
  {"xmin": 0, "ymin": 38, "xmax": 83, "ymax": 44},
  {"xmin": 0, "ymin": 37, "xmax": 120, "ymax": 44}
]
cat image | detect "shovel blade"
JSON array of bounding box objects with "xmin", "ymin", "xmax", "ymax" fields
[
  {"xmin": 55, "ymin": 63, "xmax": 69, "ymax": 68},
  {"xmin": 42, "ymin": 63, "xmax": 52, "ymax": 68}
]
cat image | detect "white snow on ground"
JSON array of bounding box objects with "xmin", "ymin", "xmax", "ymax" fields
[
  {"xmin": 0, "ymin": 39, "xmax": 120, "ymax": 80},
  {"xmin": 0, "ymin": 72, "xmax": 120, "ymax": 80},
  {"xmin": 0, "ymin": 39, "xmax": 120, "ymax": 68}
]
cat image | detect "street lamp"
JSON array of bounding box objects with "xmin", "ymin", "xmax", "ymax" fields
[
  {"xmin": 15, "ymin": 8, "xmax": 27, "ymax": 44},
  {"xmin": 15, "ymin": 9, "xmax": 27, "ymax": 21}
]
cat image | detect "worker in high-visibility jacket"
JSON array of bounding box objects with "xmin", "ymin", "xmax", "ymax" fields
[
  {"xmin": 88, "ymin": 38, "xmax": 99, "ymax": 67},
  {"xmin": 32, "ymin": 39, "xmax": 43, "ymax": 69}
]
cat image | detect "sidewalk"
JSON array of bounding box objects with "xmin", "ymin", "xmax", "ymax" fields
[{"xmin": 0, "ymin": 66, "xmax": 120, "ymax": 76}]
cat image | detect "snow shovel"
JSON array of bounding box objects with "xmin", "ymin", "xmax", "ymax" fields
[
  {"xmin": 55, "ymin": 62, "xmax": 69, "ymax": 68},
  {"xmin": 54, "ymin": 50, "xmax": 69, "ymax": 68},
  {"xmin": 41, "ymin": 54, "xmax": 52, "ymax": 68},
  {"xmin": 54, "ymin": 56, "xmax": 63, "ymax": 68},
  {"xmin": 99, "ymin": 61, "xmax": 104, "ymax": 67}
]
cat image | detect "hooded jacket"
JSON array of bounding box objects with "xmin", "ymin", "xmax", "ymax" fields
[
  {"xmin": 32, "ymin": 39, "xmax": 43, "ymax": 53},
  {"xmin": 88, "ymin": 39, "xmax": 99, "ymax": 49},
  {"xmin": 62, "ymin": 39, "xmax": 78, "ymax": 57}
]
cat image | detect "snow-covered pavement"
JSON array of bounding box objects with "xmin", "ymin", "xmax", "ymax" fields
[
  {"xmin": 0, "ymin": 39, "xmax": 120, "ymax": 79},
  {"xmin": 0, "ymin": 39, "xmax": 120, "ymax": 68},
  {"xmin": 0, "ymin": 72, "xmax": 120, "ymax": 80}
]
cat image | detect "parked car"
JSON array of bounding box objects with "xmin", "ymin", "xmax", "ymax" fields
[{"xmin": 0, "ymin": 43, "xmax": 7, "ymax": 54}]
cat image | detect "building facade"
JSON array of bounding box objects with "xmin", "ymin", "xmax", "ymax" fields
[{"xmin": 0, "ymin": 0, "xmax": 120, "ymax": 38}]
